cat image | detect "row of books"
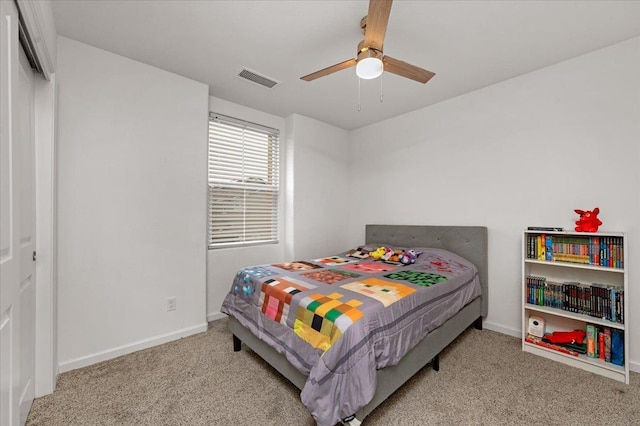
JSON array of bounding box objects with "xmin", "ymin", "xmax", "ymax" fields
[
  {"xmin": 526, "ymin": 234, "xmax": 624, "ymax": 269},
  {"xmin": 586, "ymin": 324, "xmax": 624, "ymax": 365},
  {"xmin": 525, "ymin": 275, "xmax": 624, "ymax": 324}
]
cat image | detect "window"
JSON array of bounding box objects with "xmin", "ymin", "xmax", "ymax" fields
[{"xmin": 208, "ymin": 113, "xmax": 280, "ymax": 248}]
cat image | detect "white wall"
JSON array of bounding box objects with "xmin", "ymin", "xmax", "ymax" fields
[
  {"xmin": 206, "ymin": 97, "xmax": 287, "ymax": 321},
  {"xmin": 287, "ymin": 114, "xmax": 351, "ymax": 259},
  {"xmin": 348, "ymin": 37, "xmax": 640, "ymax": 367},
  {"xmin": 56, "ymin": 37, "xmax": 209, "ymax": 371}
]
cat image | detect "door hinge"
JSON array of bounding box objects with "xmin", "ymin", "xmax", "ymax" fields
[{"xmin": 32, "ymin": 251, "xmax": 37, "ymax": 261}]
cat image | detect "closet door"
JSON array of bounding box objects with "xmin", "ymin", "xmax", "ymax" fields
[
  {"xmin": 17, "ymin": 34, "xmax": 37, "ymax": 426},
  {"xmin": 1, "ymin": 0, "xmax": 37, "ymax": 423}
]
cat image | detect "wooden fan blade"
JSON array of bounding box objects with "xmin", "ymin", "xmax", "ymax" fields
[
  {"xmin": 364, "ymin": 0, "xmax": 393, "ymax": 51},
  {"xmin": 300, "ymin": 59, "xmax": 357, "ymax": 81},
  {"xmin": 382, "ymin": 56, "xmax": 435, "ymax": 84}
]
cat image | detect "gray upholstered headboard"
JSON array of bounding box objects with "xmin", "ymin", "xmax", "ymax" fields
[{"xmin": 366, "ymin": 224, "xmax": 488, "ymax": 317}]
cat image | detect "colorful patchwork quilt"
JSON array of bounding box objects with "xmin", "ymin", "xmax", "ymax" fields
[{"xmin": 221, "ymin": 247, "xmax": 481, "ymax": 426}]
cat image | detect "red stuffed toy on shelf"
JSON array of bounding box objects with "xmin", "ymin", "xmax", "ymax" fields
[
  {"xmin": 574, "ymin": 207, "xmax": 602, "ymax": 232},
  {"xmin": 544, "ymin": 330, "xmax": 586, "ymax": 345}
]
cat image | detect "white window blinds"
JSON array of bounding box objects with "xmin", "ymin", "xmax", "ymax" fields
[{"xmin": 208, "ymin": 113, "xmax": 280, "ymax": 248}]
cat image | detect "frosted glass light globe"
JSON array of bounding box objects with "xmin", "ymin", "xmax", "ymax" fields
[{"xmin": 356, "ymin": 57, "xmax": 383, "ymax": 80}]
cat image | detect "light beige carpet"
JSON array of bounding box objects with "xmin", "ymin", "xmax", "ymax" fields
[{"xmin": 27, "ymin": 318, "xmax": 640, "ymax": 425}]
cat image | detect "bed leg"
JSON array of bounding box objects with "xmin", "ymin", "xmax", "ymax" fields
[
  {"xmin": 432, "ymin": 354, "xmax": 440, "ymax": 372},
  {"xmin": 474, "ymin": 316, "xmax": 483, "ymax": 330},
  {"xmin": 233, "ymin": 334, "xmax": 242, "ymax": 352}
]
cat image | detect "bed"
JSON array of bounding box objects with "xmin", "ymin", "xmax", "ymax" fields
[{"xmin": 222, "ymin": 224, "xmax": 488, "ymax": 425}]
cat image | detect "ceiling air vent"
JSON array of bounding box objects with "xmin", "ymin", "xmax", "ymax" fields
[{"xmin": 237, "ymin": 67, "xmax": 280, "ymax": 89}]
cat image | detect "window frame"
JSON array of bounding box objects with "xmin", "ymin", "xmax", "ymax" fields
[{"xmin": 207, "ymin": 112, "xmax": 280, "ymax": 249}]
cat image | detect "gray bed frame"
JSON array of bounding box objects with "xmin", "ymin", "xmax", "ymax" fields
[{"xmin": 228, "ymin": 225, "xmax": 488, "ymax": 425}]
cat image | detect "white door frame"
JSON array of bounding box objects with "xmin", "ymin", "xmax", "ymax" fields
[{"xmin": 34, "ymin": 74, "xmax": 57, "ymax": 397}]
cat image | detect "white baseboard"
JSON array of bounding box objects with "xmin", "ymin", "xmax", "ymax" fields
[
  {"xmin": 207, "ymin": 311, "xmax": 227, "ymax": 322},
  {"xmin": 483, "ymin": 320, "xmax": 520, "ymax": 338},
  {"xmin": 58, "ymin": 322, "xmax": 208, "ymax": 373}
]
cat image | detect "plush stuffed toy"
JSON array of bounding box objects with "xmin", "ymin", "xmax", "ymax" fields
[
  {"xmin": 574, "ymin": 207, "xmax": 602, "ymax": 232},
  {"xmin": 370, "ymin": 247, "xmax": 386, "ymax": 260},
  {"xmin": 544, "ymin": 330, "xmax": 586, "ymax": 345},
  {"xmin": 400, "ymin": 249, "xmax": 423, "ymax": 265},
  {"xmin": 346, "ymin": 247, "xmax": 370, "ymax": 259},
  {"xmin": 382, "ymin": 248, "xmax": 404, "ymax": 263}
]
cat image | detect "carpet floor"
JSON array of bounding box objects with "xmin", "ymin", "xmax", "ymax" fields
[{"xmin": 26, "ymin": 318, "xmax": 640, "ymax": 425}]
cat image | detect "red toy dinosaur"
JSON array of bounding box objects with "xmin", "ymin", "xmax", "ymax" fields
[{"xmin": 574, "ymin": 207, "xmax": 602, "ymax": 232}]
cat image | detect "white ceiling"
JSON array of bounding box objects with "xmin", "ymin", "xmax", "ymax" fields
[{"xmin": 51, "ymin": 0, "xmax": 640, "ymax": 130}]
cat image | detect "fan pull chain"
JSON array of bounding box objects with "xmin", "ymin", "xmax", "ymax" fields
[
  {"xmin": 380, "ymin": 73, "xmax": 384, "ymax": 102},
  {"xmin": 357, "ymin": 77, "xmax": 361, "ymax": 112}
]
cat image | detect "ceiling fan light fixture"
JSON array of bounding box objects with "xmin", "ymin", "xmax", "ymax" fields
[
  {"xmin": 300, "ymin": 1, "xmax": 434, "ymax": 84},
  {"xmin": 356, "ymin": 57, "xmax": 383, "ymax": 79},
  {"xmin": 356, "ymin": 47, "xmax": 383, "ymax": 80}
]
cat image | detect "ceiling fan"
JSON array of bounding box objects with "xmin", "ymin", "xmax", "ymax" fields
[{"xmin": 300, "ymin": 0, "xmax": 435, "ymax": 84}]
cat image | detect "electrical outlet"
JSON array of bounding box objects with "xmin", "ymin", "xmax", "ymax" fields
[{"xmin": 167, "ymin": 296, "xmax": 177, "ymax": 311}]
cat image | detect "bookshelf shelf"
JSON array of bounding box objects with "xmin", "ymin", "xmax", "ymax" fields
[
  {"xmin": 524, "ymin": 259, "xmax": 625, "ymax": 274},
  {"xmin": 522, "ymin": 342, "xmax": 626, "ymax": 383},
  {"xmin": 524, "ymin": 304, "xmax": 625, "ymax": 331},
  {"xmin": 522, "ymin": 230, "xmax": 629, "ymax": 384}
]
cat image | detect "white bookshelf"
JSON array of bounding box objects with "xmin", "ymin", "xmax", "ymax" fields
[{"xmin": 522, "ymin": 230, "xmax": 629, "ymax": 384}]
